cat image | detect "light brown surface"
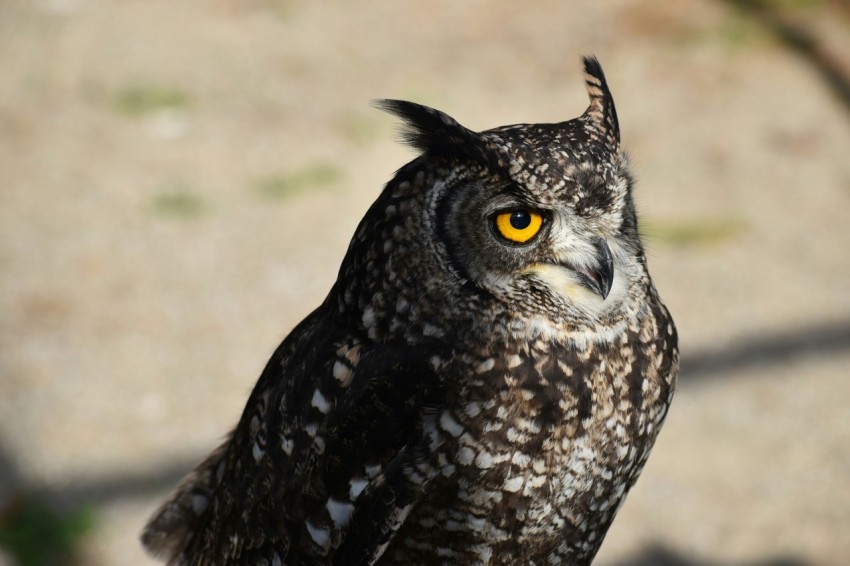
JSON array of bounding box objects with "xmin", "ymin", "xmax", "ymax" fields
[{"xmin": 1, "ymin": 1, "xmax": 849, "ymax": 564}]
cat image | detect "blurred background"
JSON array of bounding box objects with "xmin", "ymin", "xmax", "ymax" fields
[{"xmin": 1, "ymin": 0, "xmax": 849, "ymax": 564}]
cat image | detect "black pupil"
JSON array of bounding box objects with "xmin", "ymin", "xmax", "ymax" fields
[{"xmin": 510, "ymin": 210, "xmax": 531, "ymax": 230}]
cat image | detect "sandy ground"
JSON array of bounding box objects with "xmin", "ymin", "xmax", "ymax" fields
[{"xmin": 1, "ymin": 0, "xmax": 849, "ymax": 564}]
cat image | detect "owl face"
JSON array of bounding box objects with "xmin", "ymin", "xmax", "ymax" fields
[
  {"xmin": 431, "ymin": 134, "xmax": 638, "ymax": 324},
  {"xmin": 378, "ymin": 60, "xmax": 643, "ymax": 327}
]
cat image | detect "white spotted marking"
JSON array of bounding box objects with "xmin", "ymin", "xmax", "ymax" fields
[
  {"xmin": 342, "ymin": 343, "xmax": 361, "ymax": 365},
  {"xmin": 252, "ymin": 442, "xmax": 264, "ymax": 462},
  {"xmin": 458, "ymin": 447, "xmax": 475, "ymax": 466},
  {"xmin": 365, "ymin": 463, "xmax": 382, "ymax": 478},
  {"xmin": 475, "ymin": 358, "xmax": 495, "ymax": 373},
  {"xmin": 349, "ymin": 478, "xmax": 369, "ymax": 500},
  {"xmin": 439, "ymin": 411, "xmax": 464, "ymax": 437},
  {"xmin": 516, "ymin": 417, "xmax": 541, "ymax": 434},
  {"xmin": 191, "ymin": 494, "xmax": 208, "ymax": 514},
  {"xmin": 504, "ymin": 476, "xmax": 524, "ymax": 493},
  {"xmin": 326, "ymin": 497, "xmax": 356, "ymax": 528},
  {"xmin": 532, "ymin": 459, "xmax": 547, "ymax": 474},
  {"xmin": 511, "ymin": 452, "xmax": 531, "ymax": 467},
  {"xmin": 445, "ymin": 520, "xmax": 463, "ymax": 532},
  {"xmin": 468, "ymin": 515, "xmax": 487, "ymax": 531},
  {"xmin": 305, "ymin": 520, "xmax": 330, "ymax": 549},
  {"xmin": 311, "ymin": 389, "xmax": 331, "ymax": 414},
  {"xmin": 281, "ymin": 437, "xmax": 294, "ymax": 456},
  {"xmin": 474, "ymin": 451, "xmax": 494, "ymax": 469},
  {"xmin": 464, "ymin": 402, "xmax": 482, "ymax": 418},
  {"xmin": 506, "ymin": 427, "xmax": 522, "ymax": 442},
  {"xmin": 422, "ymin": 323, "xmax": 444, "ymax": 338},
  {"xmin": 396, "ymin": 297, "xmax": 409, "ymax": 313},
  {"xmin": 362, "ymin": 306, "xmax": 376, "ymax": 328},
  {"xmin": 473, "ymin": 544, "xmax": 493, "ymax": 562},
  {"xmin": 332, "ymin": 361, "xmax": 353, "ymax": 386}
]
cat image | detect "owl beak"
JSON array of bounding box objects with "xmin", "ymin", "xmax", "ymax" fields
[{"xmin": 574, "ymin": 238, "xmax": 614, "ymax": 300}]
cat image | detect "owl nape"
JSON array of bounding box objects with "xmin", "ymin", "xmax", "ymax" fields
[{"xmin": 142, "ymin": 57, "xmax": 678, "ymax": 566}]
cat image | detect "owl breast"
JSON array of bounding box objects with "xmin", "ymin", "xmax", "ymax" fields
[{"xmin": 382, "ymin": 300, "xmax": 676, "ymax": 564}]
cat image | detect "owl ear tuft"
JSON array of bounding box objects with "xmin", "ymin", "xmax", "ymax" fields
[
  {"xmin": 580, "ymin": 56, "xmax": 620, "ymax": 147},
  {"xmin": 374, "ymin": 99, "xmax": 484, "ymax": 158}
]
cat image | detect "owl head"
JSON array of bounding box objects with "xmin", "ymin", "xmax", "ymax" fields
[{"xmin": 362, "ymin": 57, "xmax": 646, "ymax": 335}]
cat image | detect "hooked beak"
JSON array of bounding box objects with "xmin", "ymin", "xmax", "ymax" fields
[{"xmin": 573, "ymin": 238, "xmax": 614, "ymax": 300}]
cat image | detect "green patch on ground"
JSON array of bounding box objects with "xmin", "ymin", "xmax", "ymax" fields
[
  {"xmin": 114, "ymin": 84, "xmax": 189, "ymax": 117},
  {"xmin": 643, "ymin": 217, "xmax": 746, "ymax": 248},
  {"xmin": 708, "ymin": 0, "xmax": 827, "ymax": 49},
  {"xmin": 0, "ymin": 494, "xmax": 95, "ymax": 566},
  {"xmin": 150, "ymin": 185, "xmax": 207, "ymax": 218},
  {"xmin": 253, "ymin": 163, "xmax": 343, "ymax": 201},
  {"xmin": 715, "ymin": 12, "xmax": 770, "ymax": 47},
  {"xmin": 761, "ymin": 0, "xmax": 824, "ymax": 10}
]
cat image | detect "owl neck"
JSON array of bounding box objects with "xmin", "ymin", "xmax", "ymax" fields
[{"xmin": 330, "ymin": 267, "xmax": 655, "ymax": 355}]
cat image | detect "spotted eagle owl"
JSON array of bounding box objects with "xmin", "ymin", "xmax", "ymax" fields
[{"xmin": 141, "ymin": 57, "xmax": 678, "ymax": 565}]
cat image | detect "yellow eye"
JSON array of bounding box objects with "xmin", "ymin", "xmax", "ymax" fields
[{"xmin": 494, "ymin": 210, "xmax": 543, "ymax": 244}]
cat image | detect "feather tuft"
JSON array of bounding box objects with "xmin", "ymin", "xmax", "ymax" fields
[
  {"xmin": 374, "ymin": 99, "xmax": 485, "ymax": 159},
  {"xmin": 581, "ymin": 56, "xmax": 620, "ymax": 147}
]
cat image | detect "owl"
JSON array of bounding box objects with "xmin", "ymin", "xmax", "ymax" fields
[{"xmin": 141, "ymin": 57, "xmax": 678, "ymax": 565}]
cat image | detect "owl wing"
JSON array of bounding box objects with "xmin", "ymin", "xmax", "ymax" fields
[{"xmin": 141, "ymin": 304, "xmax": 446, "ymax": 565}]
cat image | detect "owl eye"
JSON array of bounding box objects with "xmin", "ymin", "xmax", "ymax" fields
[{"xmin": 494, "ymin": 209, "xmax": 544, "ymax": 244}]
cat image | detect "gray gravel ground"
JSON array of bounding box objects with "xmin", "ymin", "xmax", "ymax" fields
[{"xmin": 1, "ymin": 1, "xmax": 849, "ymax": 564}]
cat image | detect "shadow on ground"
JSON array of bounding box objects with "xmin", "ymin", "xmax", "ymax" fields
[
  {"xmin": 685, "ymin": 318, "xmax": 850, "ymax": 381},
  {"xmin": 608, "ymin": 544, "xmax": 809, "ymax": 566}
]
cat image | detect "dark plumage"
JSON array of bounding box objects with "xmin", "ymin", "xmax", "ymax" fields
[{"xmin": 142, "ymin": 57, "xmax": 678, "ymax": 565}]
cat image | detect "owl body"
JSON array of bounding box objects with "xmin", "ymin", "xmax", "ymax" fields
[{"xmin": 142, "ymin": 58, "xmax": 678, "ymax": 565}]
